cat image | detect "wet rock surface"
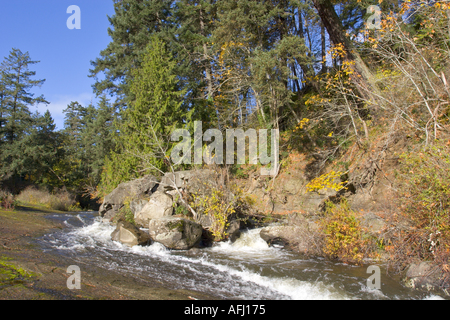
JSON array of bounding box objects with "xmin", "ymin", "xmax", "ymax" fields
[
  {"xmin": 0, "ymin": 205, "xmax": 214, "ymax": 300},
  {"xmin": 148, "ymin": 217, "xmax": 203, "ymax": 250}
]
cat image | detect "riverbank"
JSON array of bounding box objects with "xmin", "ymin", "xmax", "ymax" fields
[{"xmin": 0, "ymin": 204, "xmax": 214, "ymax": 300}]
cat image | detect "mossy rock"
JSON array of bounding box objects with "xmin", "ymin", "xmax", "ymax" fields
[
  {"xmin": 167, "ymin": 219, "xmax": 185, "ymax": 233},
  {"xmin": 148, "ymin": 217, "xmax": 203, "ymax": 250}
]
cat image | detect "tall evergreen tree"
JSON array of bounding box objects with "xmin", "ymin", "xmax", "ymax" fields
[
  {"xmin": 172, "ymin": 0, "xmax": 218, "ymax": 126},
  {"xmin": 0, "ymin": 48, "xmax": 48, "ymax": 144},
  {"xmin": 101, "ymin": 36, "xmax": 188, "ymax": 192},
  {"xmin": 59, "ymin": 98, "xmax": 116, "ymax": 190},
  {"xmin": 21, "ymin": 110, "xmax": 63, "ymax": 185},
  {"xmin": 211, "ymin": 0, "xmax": 313, "ymax": 128},
  {"xmin": 89, "ymin": 0, "xmax": 175, "ymax": 109},
  {"xmin": 0, "ymin": 71, "xmax": 7, "ymax": 145},
  {"xmin": 0, "ymin": 48, "xmax": 49, "ymax": 181},
  {"xmin": 311, "ymin": 0, "xmax": 380, "ymax": 102},
  {"xmin": 84, "ymin": 95, "xmax": 116, "ymax": 185}
]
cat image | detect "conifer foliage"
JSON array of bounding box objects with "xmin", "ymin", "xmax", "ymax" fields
[
  {"xmin": 101, "ymin": 36, "xmax": 190, "ymax": 192},
  {"xmin": 0, "ymin": 48, "xmax": 53, "ymax": 184}
]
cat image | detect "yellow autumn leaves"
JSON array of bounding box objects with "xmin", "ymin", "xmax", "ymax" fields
[{"xmin": 306, "ymin": 170, "xmax": 348, "ymax": 193}]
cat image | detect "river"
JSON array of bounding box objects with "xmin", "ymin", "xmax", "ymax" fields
[{"xmin": 37, "ymin": 212, "xmax": 446, "ymax": 300}]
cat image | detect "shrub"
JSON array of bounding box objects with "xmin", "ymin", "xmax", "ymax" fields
[
  {"xmin": 387, "ymin": 141, "xmax": 450, "ymax": 286},
  {"xmin": 113, "ymin": 198, "xmax": 135, "ymax": 225},
  {"xmin": 0, "ymin": 190, "xmax": 16, "ymax": 211},
  {"xmin": 16, "ymin": 187, "xmax": 78, "ymax": 211},
  {"xmin": 191, "ymin": 186, "xmax": 235, "ymax": 241},
  {"xmin": 188, "ymin": 168, "xmax": 254, "ymax": 241},
  {"xmin": 306, "ymin": 170, "xmax": 348, "ymax": 193},
  {"xmin": 320, "ymin": 200, "xmax": 378, "ymax": 264}
]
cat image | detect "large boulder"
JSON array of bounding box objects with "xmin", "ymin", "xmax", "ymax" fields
[
  {"xmin": 148, "ymin": 217, "xmax": 203, "ymax": 250},
  {"xmin": 359, "ymin": 212, "xmax": 387, "ymax": 236},
  {"xmin": 226, "ymin": 219, "xmax": 242, "ymax": 243},
  {"xmin": 159, "ymin": 169, "xmax": 217, "ymax": 191},
  {"xmin": 404, "ymin": 261, "xmax": 444, "ymax": 292},
  {"xmin": 260, "ymin": 225, "xmax": 298, "ymax": 248},
  {"xmin": 129, "ymin": 198, "xmax": 149, "ymax": 216},
  {"xmin": 99, "ymin": 175, "xmax": 158, "ymax": 223},
  {"xmin": 260, "ymin": 218, "xmax": 321, "ymax": 254},
  {"xmin": 111, "ymin": 220, "xmax": 152, "ymax": 247},
  {"xmin": 134, "ymin": 191, "xmax": 174, "ymax": 227}
]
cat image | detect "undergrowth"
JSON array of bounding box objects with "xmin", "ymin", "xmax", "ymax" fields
[
  {"xmin": 0, "ymin": 191, "xmax": 16, "ymax": 210},
  {"xmin": 16, "ymin": 187, "xmax": 79, "ymax": 212},
  {"xmin": 320, "ymin": 200, "xmax": 378, "ymax": 265},
  {"xmin": 387, "ymin": 140, "xmax": 450, "ymax": 286}
]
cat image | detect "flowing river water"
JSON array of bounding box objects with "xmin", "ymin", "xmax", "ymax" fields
[{"xmin": 37, "ymin": 212, "xmax": 446, "ymax": 300}]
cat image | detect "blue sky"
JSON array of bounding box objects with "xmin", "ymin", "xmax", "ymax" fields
[{"xmin": 0, "ymin": 0, "xmax": 115, "ymax": 130}]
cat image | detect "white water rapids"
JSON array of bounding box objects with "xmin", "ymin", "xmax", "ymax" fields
[{"xmin": 38, "ymin": 213, "xmax": 446, "ymax": 300}]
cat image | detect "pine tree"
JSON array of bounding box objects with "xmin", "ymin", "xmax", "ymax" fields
[
  {"xmin": 311, "ymin": 0, "xmax": 380, "ymax": 103},
  {"xmin": 172, "ymin": 0, "xmax": 218, "ymax": 126},
  {"xmin": 63, "ymin": 101, "xmax": 86, "ymax": 150},
  {"xmin": 89, "ymin": 0, "xmax": 175, "ymax": 109},
  {"xmin": 84, "ymin": 95, "xmax": 116, "ymax": 185},
  {"xmin": 0, "ymin": 48, "xmax": 49, "ymax": 181},
  {"xmin": 21, "ymin": 110, "xmax": 63, "ymax": 185},
  {"xmin": 60, "ymin": 98, "xmax": 116, "ymax": 190},
  {"xmin": 0, "ymin": 48, "xmax": 48, "ymax": 143},
  {"xmin": 101, "ymin": 35, "xmax": 189, "ymax": 192},
  {"xmin": 0, "ymin": 72, "xmax": 7, "ymax": 145},
  {"xmin": 211, "ymin": 0, "xmax": 314, "ymax": 128}
]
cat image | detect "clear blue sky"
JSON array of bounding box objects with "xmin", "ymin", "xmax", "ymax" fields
[{"xmin": 0, "ymin": 0, "xmax": 115, "ymax": 130}]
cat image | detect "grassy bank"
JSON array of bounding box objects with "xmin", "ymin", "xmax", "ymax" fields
[{"xmin": 14, "ymin": 187, "xmax": 80, "ymax": 212}]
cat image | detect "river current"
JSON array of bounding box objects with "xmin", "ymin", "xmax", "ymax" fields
[{"xmin": 37, "ymin": 212, "xmax": 446, "ymax": 300}]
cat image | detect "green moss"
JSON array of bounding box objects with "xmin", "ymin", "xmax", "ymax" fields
[
  {"xmin": 167, "ymin": 220, "xmax": 185, "ymax": 233},
  {"xmin": 0, "ymin": 256, "xmax": 38, "ymax": 288}
]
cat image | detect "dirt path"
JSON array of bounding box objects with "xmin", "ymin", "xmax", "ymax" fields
[{"xmin": 0, "ymin": 205, "xmax": 214, "ymax": 300}]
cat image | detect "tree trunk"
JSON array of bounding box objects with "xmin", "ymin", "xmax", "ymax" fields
[
  {"xmin": 296, "ymin": 8, "xmax": 319, "ymax": 91},
  {"xmin": 311, "ymin": 0, "xmax": 381, "ymax": 104},
  {"xmin": 321, "ymin": 21, "xmax": 326, "ymax": 73},
  {"xmin": 199, "ymin": 7, "xmax": 213, "ymax": 100}
]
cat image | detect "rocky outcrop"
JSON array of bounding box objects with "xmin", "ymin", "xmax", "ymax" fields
[
  {"xmin": 159, "ymin": 169, "xmax": 216, "ymax": 192},
  {"xmin": 111, "ymin": 220, "xmax": 152, "ymax": 247},
  {"xmin": 102, "ymin": 170, "xmax": 247, "ymax": 250},
  {"xmin": 226, "ymin": 219, "xmax": 242, "ymax": 243},
  {"xmin": 134, "ymin": 191, "xmax": 174, "ymax": 228},
  {"xmin": 99, "ymin": 175, "xmax": 158, "ymax": 222},
  {"xmin": 148, "ymin": 217, "xmax": 203, "ymax": 250},
  {"xmin": 260, "ymin": 225, "xmax": 296, "ymax": 248},
  {"xmin": 259, "ymin": 215, "xmax": 322, "ymax": 254},
  {"xmin": 129, "ymin": 198, "xmax": 149, "ymax": 217},
  {"xmin": 404, "ymin": 261, "xmax": 445, "ymax": 292},
  {"xmin": 359, "ymin": 212, "xmax": 387, "ymax": 236},
  {"xmin": 247, "ymin": 167, "xmax": 344, "ymax": 216}
]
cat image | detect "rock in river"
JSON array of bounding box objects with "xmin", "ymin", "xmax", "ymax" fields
[
  {"xmin": 99, "ymin": 174, "xmax": 158, "ymax": 222},
  {"xmin": 134, "ymin": 191, "xmax": 174, "ymax": 228},
  {"xmin": 148, "ymin": 217, "xmax": 203, "ymax": 250},
  {"xmin": 111, "ymin": 220, "xmax": 152, "ymax": 247}
]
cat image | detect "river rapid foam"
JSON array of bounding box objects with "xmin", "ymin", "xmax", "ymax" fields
[{"xmin": 38, "ymin": 213, "xmax": 446, "ymax": 300}]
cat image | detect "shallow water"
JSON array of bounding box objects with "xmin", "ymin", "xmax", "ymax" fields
[{"xmin": 37, "ymin": 212, "xmax": 446, "ymax": 300}]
